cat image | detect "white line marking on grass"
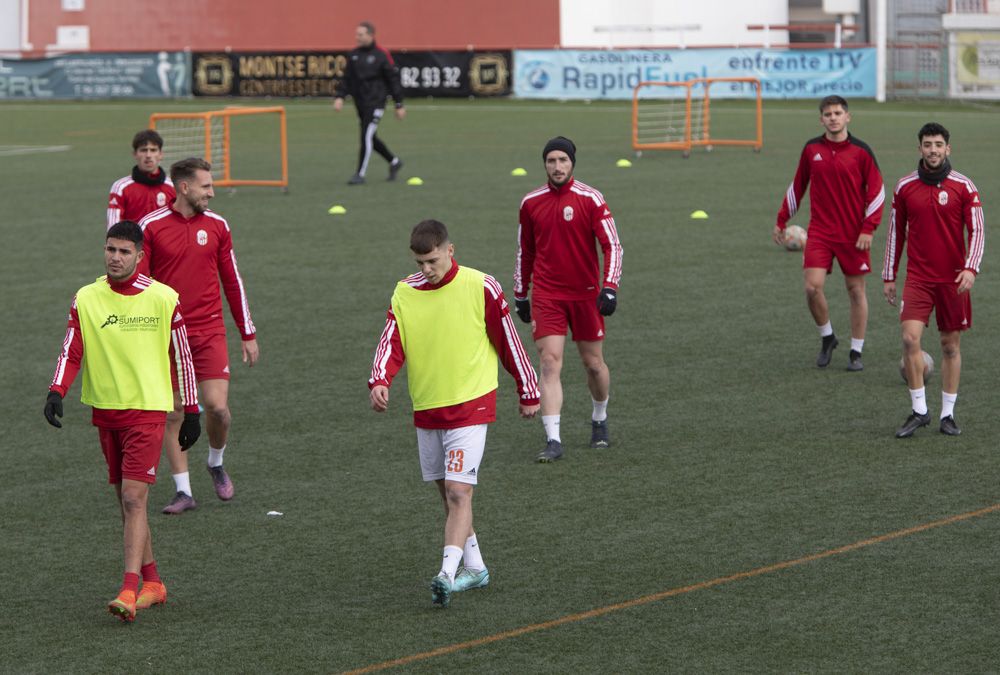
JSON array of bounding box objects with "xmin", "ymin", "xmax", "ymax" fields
[{"xmin": 0, "ymin": 145, "xmax": 72, "ymax": 157}]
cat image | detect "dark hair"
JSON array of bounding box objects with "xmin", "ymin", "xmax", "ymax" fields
[
  {"xmin": 819, "ymin": 95, "xmax": 848, "ymax": 112},
  {"xmin": 170, "ymin": 157, "xmax": 212, "ymax": 185},
  {"xmin": 410, "ymin": 220, "xmax": 449, "ymax": 254},
  {"xmin": 107, "ymin": 220, "xmax": 144, "ymax": 249},
  {"xmin": 918, "ymin": 122, "xmax": 950, "ymax": 143},
  {"xmin": 132, "ymin": 129, "xmax": 164, "ymax": 151},
  {"xmin": 359, "ymin": 21, "xmax": 375, "ymax": 35}
]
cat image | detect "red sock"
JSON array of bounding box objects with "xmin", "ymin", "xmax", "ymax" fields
[
  {"xmin": 140, "ymin": 561, "xmax": 161, "ymax": 584},
  {"xmin": 121, "ymin": 572, "xmax": 140, "ymax": 595}
]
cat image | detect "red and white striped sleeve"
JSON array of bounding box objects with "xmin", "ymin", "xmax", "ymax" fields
[
  {"xmin": 170, "ymin": 303, "xmax": 199, "ymax": 411},
  {"xmin": 483, "ymin": 275, "xmax": 540, "ymax": 404},
  {"xmin": 50, "ymin": 297, "xmax": 83, "ymax": 397},
  {"xmin": 107, "ymin": 177, "xmax": 126, "ymax": 230},
  {"xmin": 882, "ymin": 177, "xmax": 911, "ymax": 282},
  {"xmin": 962, "ymin": 177, "xmax": 985, "ymax": 274},
  {"xmin": 776, "ymin": 146, "xmax": 811, "ymax": 229},
  {"xmin": 369, "ymin": 308, "xmax": 405, "ymax": 389},
  {"xmin": 216, "ymin": 219, "xmax": 257, "ymax": 340},
  {"xmin": 591, "ymin": 201, "xmax": 623, "ymax": 290},
  {"xmin": 513, "ymin": 200, "xmax": 536, "ymax": 299},
  {"xmin": 860, "ymin": 154, "xmax": 885, "ymax": 235}
]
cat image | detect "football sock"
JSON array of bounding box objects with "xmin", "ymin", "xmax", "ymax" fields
[
  {"xmin": 439, "ymin": 545, "xmax": 463, "ymax": 582},
  {"xmin": 941, "ymin": 392, "xmax": 958, "ymax": 419},
  {"xmin": 542, "ymin": 415, "xmax": 561, "ymax": 442},
  {"xmin": 817, "ymin": 321, "xmax": 834, "ymax": 338},
  {"xmin": 173, "ymin": 472, "xmax": 192, "ymax": 497},
  {"xmin": 850, "ymin": 338, "xmax": 864, "ymax": 353},
  {"xmin": 909, "ymin": 387, "xmax": 928, "ymax": 415},
  {"xmin": 592, "ymin": 398, "xmax": 609, "ymax": 423},
  {"xmin": 391, "ymin": 157, "xmax": 400, "ymax": 166},
  {"xmin": 207, "ymin": 445, "xmax": 226, "ymax": 468},
  {"xmin": 121, "ymin": 572, "xmax": 140, "ymax": 595},
  {"xmin": 463, "ymin": 534, "xmax": 486, "ymax": 571},
  {"xmin": 140, "ymin": 561, "xmax": 161, "ymax": 584}
]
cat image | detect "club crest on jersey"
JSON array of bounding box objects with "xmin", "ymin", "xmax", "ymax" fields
[
  {"xmin": 197, "ymin": 229, "xmax": 208, "ymax": 245},
  {"xmin": 563, "ymin": 206, "xmax": 574, "ymax": 221},
  {"xmin": 938, "ymin": 191, "xmax": 948, "ymax": 205},
  {"xmin": 157, "ymin": 192, "xmax": 167, "ymax": 207}
]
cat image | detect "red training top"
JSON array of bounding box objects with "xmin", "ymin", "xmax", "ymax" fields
[
  {"xmin": 107, "ymin": 169, "xmax": 175, "ymax": 230},
  {"xmin": 369, "ymin": 259, "xmax": 540, "ymax": 429},
  {"xmin": 882, "ymin": 168, "xmax": 985, "ymax": 283},
  {"xmin": 776, "ymin": 134, "xmax": 884, "ymax": 244},
  {"xmin": 515, "ymin": 177, "xmax": 623, "ymax": 301},
  {"xmin": 49, "ymin": 270, "xmax": 199, "ymax": 429},
  {"xmin": 138, "ymin": 206, "xmax": 256, "ymax": 340}
]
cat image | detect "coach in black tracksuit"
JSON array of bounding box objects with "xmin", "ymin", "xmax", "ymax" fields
[{"xmin": 333, "ymin": 21, "xmax": 406, "ymax": 185}]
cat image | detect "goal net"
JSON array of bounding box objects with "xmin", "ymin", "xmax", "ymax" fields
[
  {"xmin": 149, "ymin": 106, "xmax": 288, "ymax": 188},
  {"xmin": 632, "ymin": 78, "xmax": 762, "ymax": 156}
]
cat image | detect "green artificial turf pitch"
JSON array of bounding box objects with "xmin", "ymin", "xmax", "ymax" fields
[{"xmin": 2, "ymin": 97, "xmax": 999, "ymax": 673}]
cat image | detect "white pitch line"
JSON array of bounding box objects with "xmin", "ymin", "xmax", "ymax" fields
[{"xmin": 0, "ymin": 145, "xmax": 72, "ymax": 157}]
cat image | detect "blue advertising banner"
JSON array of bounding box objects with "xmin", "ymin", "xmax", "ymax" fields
[
  {"xmin": 514, "ymin": 49, "xmax": 876, "ymax": 99},
  {"xmin": 0, "ymin": 52, "xmax": 190, "ymax": 99}
]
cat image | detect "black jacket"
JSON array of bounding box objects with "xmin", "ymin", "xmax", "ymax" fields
[{"xmin": 335, "ymin": 41, "xmax": 404, "ymax": 111}]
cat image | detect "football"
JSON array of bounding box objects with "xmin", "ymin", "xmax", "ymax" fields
[
  {"xmin": 783, "ymin": 225, "xmax": 807, "ymax": 251},
  {"xmin": 899, "ymin": 350, "xmax": 934, "ymax": 383}
]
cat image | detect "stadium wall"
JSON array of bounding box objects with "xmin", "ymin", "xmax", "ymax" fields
[{"xmin": 21, "ymin": 0, "xmax": 560, "ymax": 53}]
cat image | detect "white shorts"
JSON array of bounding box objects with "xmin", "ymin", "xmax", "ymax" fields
[{"xmin": 416, "ymin": 424, "xmax": 487, "ymax": 485}]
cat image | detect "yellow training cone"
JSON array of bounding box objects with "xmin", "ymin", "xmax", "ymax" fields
[
  {"xmin": 327, "ymin": 205, "xmax": 347, "ymax": 215},
  {"xmin": 690, "ymin": 210, "xmax": 708, "ymax": 219},
  {"xmin": 407, "ymin": 177, "xmax": 424, "ymax": 186},
  {"xmin": 616, "ymin": 159, "xmax": 632, "ymax": 168},
  {"xmin": 511, "ymin": 168, "xmax": 528, "ymax": 176}
]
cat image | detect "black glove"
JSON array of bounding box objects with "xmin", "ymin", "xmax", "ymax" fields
[
  {"xmin": 178, "ymin": 412, "xmax": 201, "ymax": 451},
  {"xmin": 44, "ymin": 391, "xmax": 64, "ymax": 428},
  {"xmin": 514, "ymin": 298, "xmax": 531, "ymax": 323},
  {"xmin": 597, "ymin": 287, "xmax": 618, "ymax": 316}
]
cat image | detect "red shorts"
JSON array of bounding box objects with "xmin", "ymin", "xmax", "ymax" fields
[
  {"xmin": 803, "ymin": 236, "xmax": 872, "ymax": 276},
  {"xmin": 99, "ymin": 423, "xmax": 166, "ymax": 484},
  {"xmin": 172, "ymin": 332, "xmax": 230, "ymax": 388},
  {"xmin": 532, "ymin": 296, "xmax": 605, "ymax": 342},
  {"xmin": 900, "ymin": 278, "xmax": 972, "ymax": 332}
]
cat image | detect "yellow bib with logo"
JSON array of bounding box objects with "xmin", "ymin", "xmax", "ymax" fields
[
  {"xmin": 391, "ymin": 267, "xmax": 499, "ymax": 411},
  {"xmin": 76, "ymin": 276, "xmax": 177, "ymax": 411}
]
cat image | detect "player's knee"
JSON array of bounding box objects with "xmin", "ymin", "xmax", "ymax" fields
[
  {"xmin": 582, "ymin": 357, "xmax": 606, "ymax": 378},
  {"xmin": 539, "ymin": 351, "xmax": 563, "ymax": 376},
  {"xmin": 445, "ymin": 482, "xmax": 473, "ymax": 506},
  {"xmin": 804, "ymin": 281, "xmax": 823, "ymax": 299},
  {"xmin": 120, "ymin": 487, "xmax": 146, "ymax": 514},
  {"xmin": 204, "ymin": 403, "xmax": 231, "ymax": 426},
  {"xmin": 940, "ymin": 341, "xmax": 960, "ymax": 359},
  {"xmin": 901, "ymin": 331, "xmax": 921, "ymax": 352}
]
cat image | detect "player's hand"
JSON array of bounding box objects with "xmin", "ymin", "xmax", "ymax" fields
[
  {"xmin": 395, "ymin": 106, "xmax": 406, "ymax": 121},
  {"xmin": 855, "ymin": 233, "xmax": 873, "ymax": 250},
  {"xmin": 514, "ymin": 298, "xmax": 531, "ymax": 323},
  {"xmin": 597, "ymin": 287, "xmax": 617, "ymax": 316},
  {"xmin": 178, "ymin": 412, "xmax": 201, "ymax": 451},
  {"xmin": 519, "ymin": 402, "xmax": 540, "ymax": 418},
  {"xmin": 44, "ymin": 391, "xmax": 63, "ymax": 428},
  {"xmin": 370, "ymin": 385, "xmax": 389, "ymax": 412},
  {"xmin": 956, "ymin": 269, "xmax": 976, "ymax": 294},
  {"xmin": 242, "ymin": 338, "xmax": 260, "ymax": 367},
  {"xmin": 772, "ymin": 224, "xmax": 785, "ymax": 246},
  {"xmin": 883, "ymin": 281, "xmax": 897, "ymax": 306},
  {"xmin": 333, "ymin": 97, "xmax": 344, "ymax": 112}
]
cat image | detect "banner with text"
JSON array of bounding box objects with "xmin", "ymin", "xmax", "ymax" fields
[
  {"xmin": 949, "ymin": 32, "xmax": 1000, "ymax": 99},
  {"xmin": 513, "ymin": 48, "xmax": 876, "ymax": 99},
  {"xmin": 0, "ymin": 52, "xmax": 190, "ymax": 99},
  {"xmin": 191, "ymin": 51, "xmax": 511, "ymax": 98}
]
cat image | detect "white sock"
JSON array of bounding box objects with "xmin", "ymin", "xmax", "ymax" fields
[
  {"xmin": 172, "ymin": 472, "xmax": 192, "ymax": 496},
  {"xmin": 391, "ymin": 157, "xmax": 400, "ymax": 166},
  {"xmin": 439, "ymin": 545, "xmax": 463, "ymax": 581},
  {"xmin": 592, "ymin": 398, "xmax": 609, "ymax": 422},
  {"xmin": 941, "ymin": 392, "xmax": 958, "ymax": 419},
  {"xmin": 207, "ymin": 445, "xmax": 226, "ymax": 468},
  {"xmin": 850, "ymin": 338, "xmax": 864, "ymax": 353},
  {"xmin": 542, "ymin": 415, "xmax": 561, "ymax": 442},
  {"xmin": 909, "ymin": 387, "xmax": 928, "ymax": 416},
  {"xmin": 817, "ymin": 321, "xmax": 833, "ymax": 338},
  {"xmin": 463, "ymin": 534, "xmax": 486, "ymax": 571}
]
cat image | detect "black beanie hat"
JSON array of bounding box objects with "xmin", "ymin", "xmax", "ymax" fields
[{"xmin": 542, "ymin": 136, "xmax": 576, "ymax": 166}]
